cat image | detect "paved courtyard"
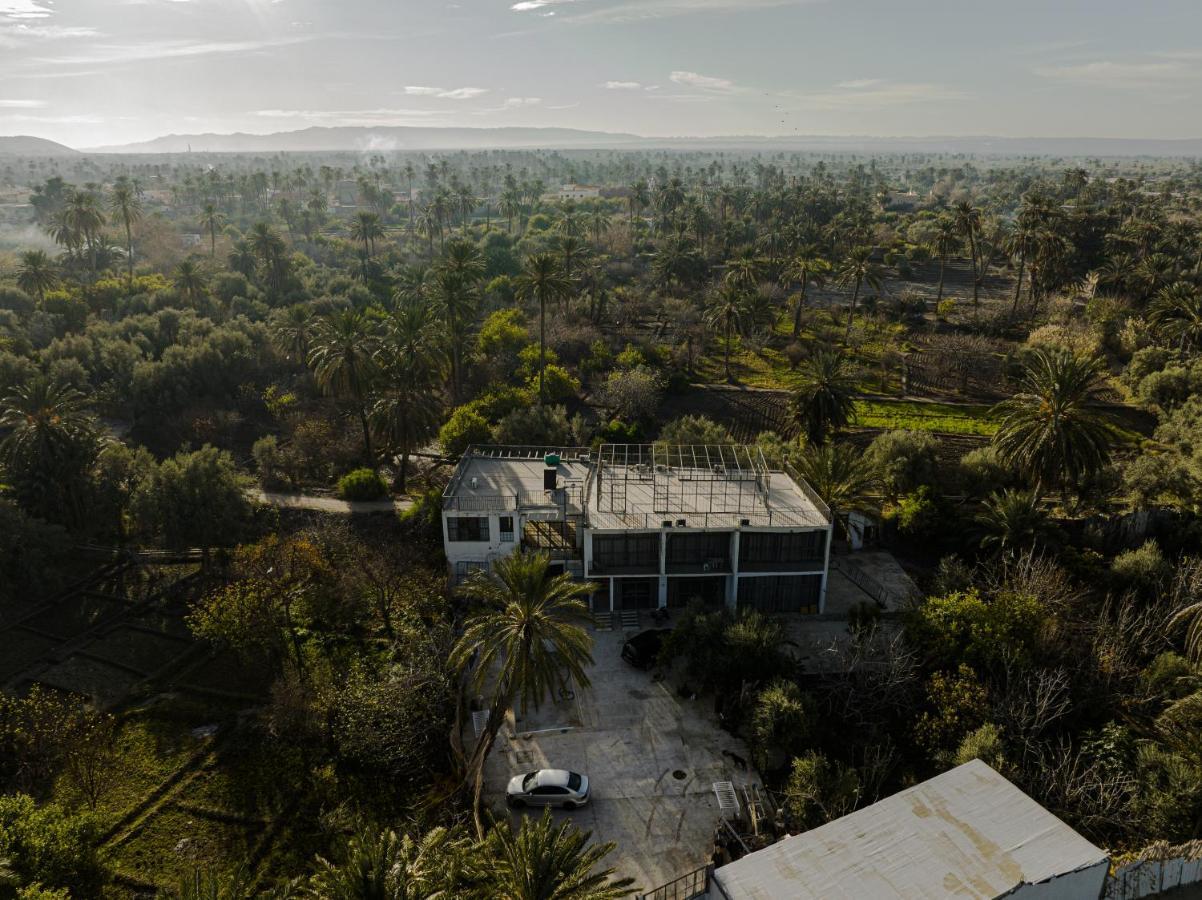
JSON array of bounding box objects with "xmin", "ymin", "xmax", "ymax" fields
[{"xmin": 480, "ymin": 628, "xmax": 760, "ymax": 894}]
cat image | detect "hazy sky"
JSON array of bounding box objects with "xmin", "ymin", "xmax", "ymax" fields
[{"xmin": 2, "ymin": 0, "xmax": 1201, "ymax": 148}]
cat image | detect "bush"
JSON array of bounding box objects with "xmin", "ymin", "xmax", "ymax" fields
[
  {"xmin": 908, "ymin": 588, "xmax": 1047, "ymax": 669},
  {"xmin": 337, "ymin": 468, "xmax": 387, "ymax": 501},
  {"xmin": 864, "ymin": 430, "xmax": 939, "ymax": 500},
  {"xmin": 0, "ymin": 794, "xmax": 105, "ymax": 895},
  {"xmin": 747, "ymin": 681, "xmax": 814, "ymax": 772},
  {"xmin": 782, "ymin": 752, "xmax": 861, "ymax": 831},
  {"xmin": 598, "ymin": 365, "xmax": 664, "ymax": 424},
  {"xmin": 526, "ymin": 364, "xmax": 580, "ymax": 404},
  {"xmin": 1111, "ymin": 540, "xmax": 1170, "ymax": 593},
  {"xmin": 439, "ymin": 405, "xmax": 492, "ymax": 457},
  {"xmin": 492, "ymin": 405, "xmax": 573, "ymax": 447},
  {"xmin": 657, "ymin": 415, "xmax": 734, "ymax": 447}
]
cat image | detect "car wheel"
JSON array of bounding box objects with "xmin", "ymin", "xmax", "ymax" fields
[
  {"xmin": 508, "ymin": 797, "xmax": 525, "ymax": 809},
  {"xmin": 561, "ymin": 801, "xmax": 577, "ymax": 810}
]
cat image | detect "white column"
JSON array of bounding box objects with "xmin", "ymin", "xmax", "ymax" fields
[
  {"xmin": 727, "ymin": 530, "xmax": 741, "ymax": 611},
  {"xmin": 819, "ymin": 525, "xmax": 833, "ymax": 614}
]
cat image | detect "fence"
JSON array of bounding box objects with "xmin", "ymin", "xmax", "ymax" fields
[{"xmin": 1104, "ymin": 842, "xmax": 1202, "ymax": 899}]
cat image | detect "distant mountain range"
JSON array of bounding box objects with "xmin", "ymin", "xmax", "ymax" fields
[
  {"xmin": 4, "ymin": 126, "xmax": 1202, "ymax": 157},
  {"xmin": 0, "ymin": 135, "xmax": 79, "ymax": 156}
]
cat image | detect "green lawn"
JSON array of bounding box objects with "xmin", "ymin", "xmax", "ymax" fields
[{"xmin": 853, "ymin": 399, "xmax": 1000, "ymax": 436}]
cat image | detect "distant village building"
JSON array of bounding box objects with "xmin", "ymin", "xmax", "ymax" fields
[
  {"xmin": 555, "ymin": 183, "xmax": 602, "ymax": 201},
  {"xmin": 180, "ymin": 233, "xmax": 204, "ymax": 249},
  {"xmin": 708, "ymin": 760, "xmax": 1109, "ymax": 899}
]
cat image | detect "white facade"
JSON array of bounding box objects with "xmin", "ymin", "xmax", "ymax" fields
[
  {"xmin": 441, "ymin": 445, "xmax": 833, "ymax": 615},
  {"xmin": 556, "ymin": 184, "xmax": 602, "ymax": 201}
]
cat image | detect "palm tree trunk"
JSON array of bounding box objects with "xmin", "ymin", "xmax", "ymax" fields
[
  {"xmin": 539, "ymin": 295, "xmax": 547, "ymax": 404},
  {"xmin": 792, "ymin": 273, "xmax": 808, "ymax": 338},
  {"xmin": 937, "ymin": 254, "xmax": 946, "ymax": 302},
  {"xmin": 125, "ymin": 219, "xmax": 133, "ymax": 289},
  {"xmin": 357, "ymin": 402, "xmax": 373, "ymax": 463},
  {"xmin": 468, "ymin": 689, "xmax": 512, "ymax": 839},
  {"xmin": 1011, "ymin": 254, "xmax": 1026, "ymax": 315},
  {"xmin": 724, "ymin": 317, "xmax": 733, "ymax": 383}
]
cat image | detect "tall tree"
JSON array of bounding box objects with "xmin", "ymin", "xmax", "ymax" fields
[
  {"xmin": 792, "ymin": 442, "xmax": 877, "ymax": 541},
  {"xmin": 450, "ymin": 552, "xmax": 596, "ymax": 837},
  {"xmin": 992, "ymin": 349, "xmax": 1113, "ymax": 496},
  {"xmin": 1149, "ymin": 282, "xmax": 1202, "ymax": 352},
  {"xmin": 705, "ymin": 279, "xmax": 749, "ymax": 384},
  {"xmin": 793, "ymin": 350, "xmax": 857, "ymax": 445},
  {"xmin": 929, "ymin": 217, "xmax": 960, "ymax": 304},
  {"xmin": 836, "ymin": 246, "xmax": 882, "ymax": 340},
  {"xmin": 351, "ymin": 211, "xmax": 384, "ymax": 260},
  {"xmin": 15, "ymin": 250, "xmax": 57, "ymax": 303},
  {"xmin": 109, "ymin": 179, "xmax": 142, "ymax": 289},
  {"xmin": 200, "ymin": 203, "xmax": 225, "ymax": 259},
  {"xmin": 783, "ymin": 248, "xmax": 831, "ymax": 338},
  {"xmin": 515, "ymin": 254, "xmax": 573, "ymax": 405},
  {"xmin": 308, "ymin": 309, "xmax": 380, "ymax": 462},
  {"xmin": 173, "ymin": 259, "xmax": 208, "ymax": 307}
]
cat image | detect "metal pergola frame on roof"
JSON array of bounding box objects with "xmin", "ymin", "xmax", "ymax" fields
[{"xmin": 595, "ymin": 443, "xmax": 772, "ymax": 517}]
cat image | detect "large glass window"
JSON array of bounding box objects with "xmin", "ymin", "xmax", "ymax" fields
[
  {"xmin": 736, "ymin": 574, "xmax": 822, "ymax": 613},
  {"xmin": 591, "ymin": 534, "xmax": 660, "ymax": 574},
  {"xmin": 739, "ymin": 531, "xmax": 826, "ymax": 571},
  {"xmin": 666, "ymin": 532, "xmax": 732, "ymax": 573},
  {"xmin": 447, "ymin": 516, "xmax": 490, "ymax": 542}
]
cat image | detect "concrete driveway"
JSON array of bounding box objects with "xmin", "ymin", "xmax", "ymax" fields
[{"xmin": 482, "ymin": 628, "xmax": 760, "ymax": 894}]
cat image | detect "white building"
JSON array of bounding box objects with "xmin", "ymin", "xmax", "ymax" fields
[
  {"xmin": 556, "ymin": 184, "xmax": 602, "ymax": 201},
  {"xmin": 440, "ymin": 444, "xmax": 833, "ymax": 614},
  {"xmin": 708, "ymin": 760, "xmax": 1110, "ymax": 900}
]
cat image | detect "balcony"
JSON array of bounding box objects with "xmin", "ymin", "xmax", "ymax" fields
[{"xmin": 522, "ymin": 520, "xmax": 581, "ymax": 560}]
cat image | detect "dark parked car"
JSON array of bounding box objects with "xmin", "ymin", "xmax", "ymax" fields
[{"xmin": 621, "ymin": 628, "xmax": 671, "ymax": 669}]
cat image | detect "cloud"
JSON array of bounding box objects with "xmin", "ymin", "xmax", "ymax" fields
[
  {"xmin": 503, "ymin": 97, "xmax": 542, "ymax": 106},
  {"xmin": 254, "ymin": 108, "xmax": 457, "ymax": 126},
  {"xmin": 0, "ymin": 1, "xmax": 53, "ymax": 19},
  {"xmin": 604, "ymin": 80, "xmax": 642, "ymax": 89},
  {"xmin": 0, "ymin": 22, "xmax": 99, "ymax": 48},
  {"xmin": 510, "ymin": 0, "xmax": 576, "ymax": 9},
  {"xmin": 37, "ymin": 36, "xmax": 312, "ymax": 65},
  {"xmin": 0, "ymin": 98, "xmax": 45, "ymax": 107},
  {"xmin": 1033, "ymin": 59, "xmax": 1197, "ymax": 88},
  {"xmin": 568, "ymin": 0, "xmax": 807, "ymax": 25},
  {"xmin": 670, "ymin": 70, "xmax": 736, "ymax": 93},
  {"xmin": 403, "ymin": 85, "xmax": 489, "ymax": 99},
  {"xmin": 785, "ymin": 79, "xmax": 965, "ymax": 110}
]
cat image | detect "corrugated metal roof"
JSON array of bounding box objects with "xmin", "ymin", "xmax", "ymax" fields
[{"xmin": 711, "ymin": 760, "xmax": 1109, "ymax": 899}]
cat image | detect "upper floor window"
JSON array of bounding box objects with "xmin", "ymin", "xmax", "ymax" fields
[
  {"xmin": 447, "ymin": 516, "xmax": 490, "ymax": 542},
  {"xmin": 499, "ymin": 516, "xmax": 515, "ymax": 542}
]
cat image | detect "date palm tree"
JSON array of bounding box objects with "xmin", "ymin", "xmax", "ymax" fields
[
  {"xmin": 270, "ymin": 304, "xmax": 315, "ymax": 364},
  {"xmin": 425, "ymin": 268, "xmax": 477, "ymax": 404},
  {"xmin": 991, "ymin": 349, "xmax": 1113, "ymax": 496},
  {"xmin": 109, "ymin": 178, "xmax": 142, "ymax": 288},
  {"xmin": 16, "ymin": 249, "xmax": 57, "ymax": 302},
  {"xmin": 201, "ymin": 203, "xmax": 226, "ymax": 259},
  {"xmin": 1149, "ymin": 282, "xmax": 1202, "ymax": 351},
  {"xmin": 836, "ymin": 246, "xmax": 883, "ymax": 339},
  {"xmin": 308, "ymin": 309, "xmax": 380, "ymax": 462},
  {"xmin": 173, "ymin": 259, "xmax": 208, "ymax": 307},
  {"xmin": 929, "ymin": 217, "xmax": 959, "ymax": 304},
  {"xmin": 450, "ymin": 551, "xmax": 597, "ymax": 837},
  {"xmin": 705, "ymin": 279, "xmax": 749, "ymax": 384},
  {"xmin": 975, "ymin": 489, "xmax": 1053, "ymax": 555},
  {"xmin": 484, "ymin": 810, "xmax": 635, "ymax": 900},
  {"xmin": 515, "ymin": 253, "xmax": 573, "ymax": 404},
  {"xmin": 304, "ymin": 825, "xmax": 468, "ymax": 899},
  {"xmin": 791, "ymin": 442, "xmax": 877, "ymax": 541},
  {"xmin": 1, "ymin": 376, "xmax": 98, "ymax": 527},
  {"xmin": 372, "ymin": 297, "xmax": 442, "ymax": 492},
  {"xmin": 351, "ymin": 211, "xmax": 383, "ymax": 260},
  {"xmin": 783, "ymin": 248, "xmax": 831, "ymax": 338},
  {"xmin": 64, "ymin": 189, "xmax": 106, "ymax": 277},
  {"xmin": 793, "ymin": 349, "xmax": 857, "ymax": 445}
]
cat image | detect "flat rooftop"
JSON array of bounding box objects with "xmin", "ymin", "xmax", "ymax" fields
[
  {"xmin": 711, "ymin": 759, "xmax": 1109, "ymax": 900},
  {"xmin": 443, "ymin": 447, "xmax": 591, "ymax": 514}
]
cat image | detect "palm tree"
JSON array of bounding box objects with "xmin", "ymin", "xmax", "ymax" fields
[
  {"xmin": 450, "ymin": 551, "xmax": 597, "ymax": 836},
  {"xmin": 793, "ymin": 350, "xmax": 857, "ymax": 445},
  {"xmin": 1149, "ymin": 282, "xmax": 1202, "ymax": 351},
  {"xmin": 271, "ymin": 304, "xmax": 315, "ymax": 364},
  {"xmin": 308, "ymin": 309, "xmax": 380, "ymax": 461},
  {"xmin": 929, "ymin": 217, "xmax": 960, "ymax": 304},
  {"xmin": 627, "ymin": 179, "xmax": 650, "ymax": 227},
  {"xmin": 201, "ymin": 203, "xmax": 226, "ymax": 259},
  {"xmin": 954, "ymin": 200, "xmax": 982, "ymax": 295},
  {"xmin": 500, "ymin": 187, "xmax": 524, "ymax": 235},
  {"xmin": 792, "ymin": 442, "xmax": 877, "ymax": 541},
  {"xmin": 991, "ymin": 349, "xmax": 1114, "ymax": 496},
  {"xmin": 425, "ymin": 268, "xmax": 477, "ymax": 403},
  {"xmin": 109, "ymin": 179, "xmax": 143, "ymax": 288},
  {"xmin": 1169, "ymin": 600, "xmax": 1202, "ymax": 666},
  {"xmin": 557, "ymin": 234, "xmax": 586, "ymax": 287},
  {"xmin": 178, "ymin": 865, "xmax": 256, "ymax": 900},
  {"xmin": 705, "ymin": 280, "xmax": 749, "ymax": 384},
  {"xmin": 305, "ymin": 826, "xmax": 468, "ymax": 900},
  {"xmin": 515, "ymin": 254, "xmax": 573, "ymax": 404},
  {"xmin": 484, "ymin": 810, "xmax": 635, "ymax": 900},
  {"xmin": 16, "ymin": 249, "xmax": 57, "ymax": 302},
  {"xmin": 783, "ymin": 248, "xmax": 831, "ymax": 338},
  {"xmin": 173, "ymin": 259, "xmax": 208, "ymax": 306},
  {"xmin": 836, "ymin": 246, "xmax": 883, "ymax": 339},
  {"xmin": 351, "ymin": 211, "xmax": 384, "ymax": 260},
  {"xmin": 975, "ymin": 489, "xmax": 1052, "ymax": 555},
  {"xmin": 1003, "ymin": 220, "xmax": 1039, "ymax": 315},
  {"xmin": 372, "ymin": 298, "xmax": 442, "ymax": 492},
  {"xmin": 1, "ymin": 376, "xmax": 98, "ymax": 526}
]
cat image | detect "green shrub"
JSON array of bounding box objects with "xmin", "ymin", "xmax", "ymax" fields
[
  {"xmin": 747, "ymin": 681, "xmax": 815, "ymax": 772},
  {"xmin": 439, "ymin": 406, "xmax": 492, "ymax": 457},
  {"xmin": 1111, "ymin": 539, "xmax": 1170, "ymax": 592},
  {"xmin": 337, "ymin": 468, "xmax": 386, "ymax": 501},
  {"xmin": 0, "ymin": 794, "xmax": 105, "ymax": 895}
]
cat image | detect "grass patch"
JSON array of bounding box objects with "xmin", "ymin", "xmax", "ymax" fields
[
  {"xmin": 854, "ymin": 399, "xmax": 1000, "ymax": 436},
  {"xmin": 111, "ymin": 802, "xmax": 263, "ymax": 889}
]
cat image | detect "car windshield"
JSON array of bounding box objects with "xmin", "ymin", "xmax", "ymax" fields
[
  {"xmin": 567, "ymin": 773, "xmax": 582, "ymax": 791},
  {"xmin": 522, "ymin": 772, "xmax": 538, "ymax": 790}
]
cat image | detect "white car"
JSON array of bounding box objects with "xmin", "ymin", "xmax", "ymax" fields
[{"xmin": 506, "ymin": 768, "xmax": 591, "ymax": 809}]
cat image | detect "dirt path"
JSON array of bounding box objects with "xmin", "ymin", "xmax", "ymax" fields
[{"xmin": 250, "ymin": 489, "xmax": 415, "ymax": 515}]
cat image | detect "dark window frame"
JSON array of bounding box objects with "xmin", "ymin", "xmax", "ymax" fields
[{"xmin": 447, "ymin": 516, "xmax": 490, "ymax": 542}]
